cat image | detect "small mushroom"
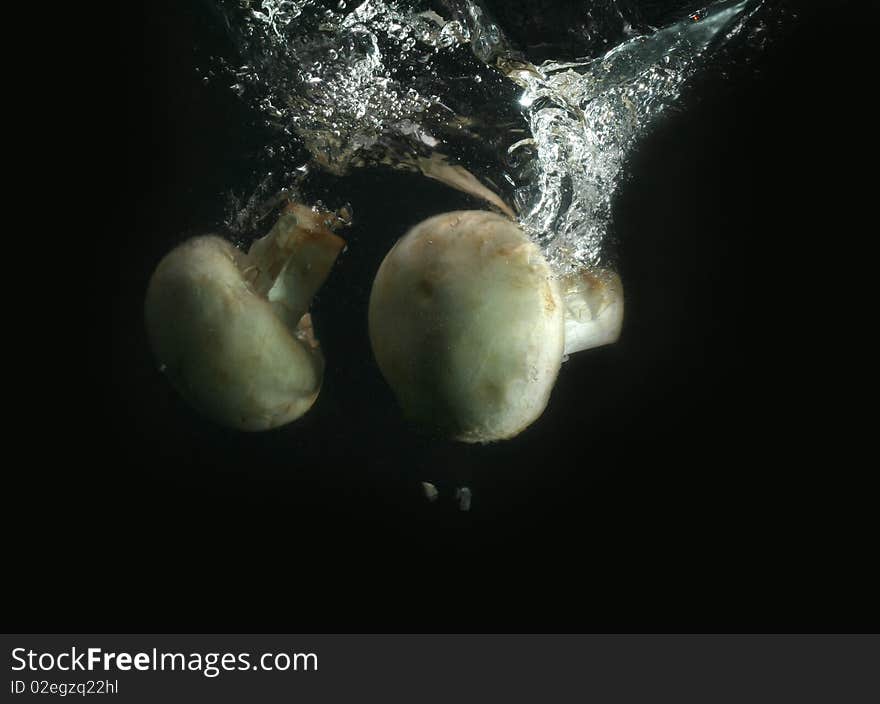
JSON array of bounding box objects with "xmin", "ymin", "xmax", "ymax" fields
[
  {"xmin": 368, "ymin": 210, "xmax": 622, "ymax": 443},
  {"xmin": 145, "ymin": 203, "xmax": 346, "ymax": 431}
]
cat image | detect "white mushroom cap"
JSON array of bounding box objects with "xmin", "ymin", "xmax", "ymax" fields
[
  {"xmin": 369, "ymin": 210, "xmax": 565, "ymax": 443},
  {"xmin": 145, "ymin": 204, "xmax": 345, "ymax": 431}
]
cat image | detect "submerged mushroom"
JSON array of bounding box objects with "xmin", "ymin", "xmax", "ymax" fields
[
  {"xmin": 145, "ymin": 203, "xmax": 346, "ymax": 431},
  {"xmin": 368, "ymin": 210, "xmax": 622, "ymax": 443}
]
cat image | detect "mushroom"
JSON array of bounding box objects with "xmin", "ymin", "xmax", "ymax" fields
[
  {"xmin": 144, "ymin": 203, "xmax": 346, "ymax": 431},
  {"xmin": 368, "ymin": 210, "xmax": 622, "ymax": 443}
]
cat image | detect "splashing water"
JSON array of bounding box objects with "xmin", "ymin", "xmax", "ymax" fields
[{"xmin": 215, "ymin": 0, "xmax": 780, "ymax": 272}]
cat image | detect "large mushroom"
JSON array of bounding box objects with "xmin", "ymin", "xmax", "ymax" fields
[{"xmin": 368, "ymin": 210, "xmax": 622, "ymax": 443}]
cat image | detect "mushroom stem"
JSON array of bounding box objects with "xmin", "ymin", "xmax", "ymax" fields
[
  {"xmin": 258, "ymin": 210, "xmax": 346, "ymax": 333},
  {"xmin": 247, "ymin": 203, "xmax": 346, "ymax": 305},
  {"xmin": 560, "ymin": 268, "xmax": 624, "ymax": 356}
]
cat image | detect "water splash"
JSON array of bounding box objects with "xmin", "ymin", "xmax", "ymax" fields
[
  {"xmin": 506, "ymin": 0, "xmax": 768, "ymax": 269},
  {"xmin": 216, "ymin": 0, "xmax": 780, "ymax": 271}
]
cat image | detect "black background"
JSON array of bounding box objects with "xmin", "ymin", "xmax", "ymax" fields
[{"xmin": 6, "ymin": 0, "xmax": 874, "ymax": 633}]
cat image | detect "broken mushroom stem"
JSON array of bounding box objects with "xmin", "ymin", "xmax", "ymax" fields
[{"xmin": 560, "ymin": 266, "xmax": 624, "ymax": 356}]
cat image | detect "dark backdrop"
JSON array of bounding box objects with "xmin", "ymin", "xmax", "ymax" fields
[{"xmin": 6, "ymin": 1, "xmax": 873, "ymax": 632}]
